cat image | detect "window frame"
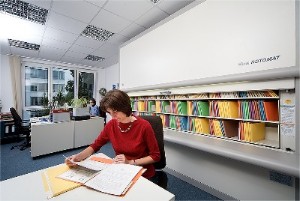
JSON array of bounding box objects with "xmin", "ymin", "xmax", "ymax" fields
[{"xmin": 22, "ymin": 62, "xmax": 97, "ymax": 112}]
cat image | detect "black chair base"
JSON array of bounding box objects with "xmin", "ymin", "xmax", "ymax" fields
[{"xmin": 11, "ymin": 138, "xmax": 31, "ymax": 151}]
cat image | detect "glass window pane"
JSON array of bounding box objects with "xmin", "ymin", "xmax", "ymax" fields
[
  {"xmin": 25, "ymin": 66, "xmax": 48, "ymax": 107},
  {"xmin": 78, "ymin": 72, "xmax": 94, "ymax": 99},
  {"xmin": 52, "ymin": 68, "xmax": 75, "ymax": 106}
]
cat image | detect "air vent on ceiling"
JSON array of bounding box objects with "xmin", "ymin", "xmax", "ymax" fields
[
  {"xmin": 0, "ymin": 0, "xmax": 48, "ymax": 24},
  {"xmin": 8, "ymin": 39, "xmax": 40, "ymax": 51},
  {"xmin": 85, "ymin": 54, "xmax": 105, "ymax": 62},
  {"xmin": 81, "ymin": 25, "xmax": 114, "ymax": 41}
]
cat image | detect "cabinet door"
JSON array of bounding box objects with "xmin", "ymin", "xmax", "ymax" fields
[{"xmin": 74, "ymin": 117, "xmax": 104, "ymax": 148}]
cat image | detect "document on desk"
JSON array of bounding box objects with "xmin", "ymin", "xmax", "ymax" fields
[
  {"xmin": 85, "ymin": 164, "xmax": 144, "ymax": 196},
  {"xmin": 57, "ymin": 163, "xmax": 144, "ymax": 196}
]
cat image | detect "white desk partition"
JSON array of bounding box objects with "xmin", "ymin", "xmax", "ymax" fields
[
  {"xmin": 0, "ymin": 165, "xmax": 175, "ymax": 201},
  {"xmin": 31, "ymin": 121, "xmax": 75, "ymax": 157},
  {"xmin": 30, "ymin": 117, "xmax": 104, "ymax": 157},
  {"xmin": 74, "ymin": 117, "xmax": 104, "ymax": 148}
]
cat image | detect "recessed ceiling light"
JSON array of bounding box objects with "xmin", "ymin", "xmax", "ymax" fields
[
  {"xmin": 81, "ymin": 25, "xmax": 114, "ymax": 41},
  {"xmin": 0, "ymin": 0, "xmax": 48, "ymax": 24},
  {"xmin": 8, "ymin": 39, "xmax": 40, "ymax": 50},
  {"xmin": 85, "ymin": 54, "xmax": 105, "ymax": 62},
  {"xmin": 150, "ymin": 0, "xmax": 160, "ymax": 4}
]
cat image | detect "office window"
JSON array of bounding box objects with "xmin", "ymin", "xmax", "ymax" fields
[
  {"xmin": 23, "ymin": 64, "xmax": 96, "ymax": 113},
  {"xmin": 30, "ymin": 85, "xmax": 37, "ymax": 91},
  {"xmin": 25, "ymin": 66, "xmax": 48, "ymax": 107},
  {"xmin": 52, "ymin": 68, "xmax": 75, "ymax": 106},
  {"xmin": 78, "ymin": 72, "xmax": 94, "ymax": 99}
]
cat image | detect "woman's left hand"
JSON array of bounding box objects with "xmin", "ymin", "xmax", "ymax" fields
[{"xmin": 113, "ymin": 154, "xmax": 130, "ymax": 164}]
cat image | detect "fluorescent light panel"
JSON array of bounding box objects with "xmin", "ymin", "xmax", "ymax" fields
[
  {"xmin": 150, "ymin": 0, "xmax": 160, "ymax": 4},
  {"xmin": 85, "ymin": 55, "xmax": 105, "ymax": 62},
  {"xmin": 0, "ymin": 0, "xmax": 48, "ymax": 24},
  {"xmin": 81, "ymin": 25, "xmax": 114, "ymax": 41},
  {"xmin": 8, "ymin": 39, "xmax": 40, "ymax": 50}
]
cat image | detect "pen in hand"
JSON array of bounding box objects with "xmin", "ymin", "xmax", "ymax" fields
[{"xmin": 63, "ymin": 155, "xmax": 76, "ymax": 166}]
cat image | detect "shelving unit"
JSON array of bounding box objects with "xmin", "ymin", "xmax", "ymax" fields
[{"xmin": 130, "ymin": 89, "xmax": 294, "ymax": 152}]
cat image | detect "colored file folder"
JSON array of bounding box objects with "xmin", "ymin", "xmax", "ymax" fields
[
  {"xmin": 240, "ymin": 122, "xmax": 265, "ymax": 142},
  {"xmin": 263, "ymin": 101, "xmax": 279, "ymax": 121}
]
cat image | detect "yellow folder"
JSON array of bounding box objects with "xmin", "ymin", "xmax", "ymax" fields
[
  {"xmin": 242, "ymin": 122, "xmax": 265, "ymax": 142},
  {"xmin": 42, "ymin": 164, "xmax": 82, "ymax": 199}
]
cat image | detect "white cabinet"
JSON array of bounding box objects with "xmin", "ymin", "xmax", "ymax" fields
[
  {"xmin": 31, "ymin": 121, "xmax": 74, "ymax": 157},
  {"xmin": 30, "ymin": 117, "xmax": 104, "ymax": 157},
  {"xmin": 74, "ymin": 117, "xmax": 104, "ymax": 148}
]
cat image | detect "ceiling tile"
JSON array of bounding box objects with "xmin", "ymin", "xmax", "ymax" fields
[
  {"xmin": 61, "ymin": 55, "xmax": 84, "ymax": 64},
  {"xmin": 104, "ymin": 0, "xmax": 154, "ymax": 21},
  {"xmin": 85, "ymin": 0, "xmax": 107, "ymax": 8},
  {"xmin": 80, "ymin": 59, "xmax": 102, "ymax": 67},
  {"xmin": 1, "ymin": 0, "xmax": 195, "ymax": 68},
  {"xmin": 39, "ymin": 50, "xmax": 63, "ymax": 62},
  {"xmin": 68, "ymin": 44, "xmax": 95, "ymax": 54},
  {"xmin": 23, "ymin": 0, "xmax": 52, "ymax": 10},
  {"xmin": 92, "ymin": 42, "xmax": 119, "ymax": 58},
  {"xmin": 46, "ymin": 11, "xmax": 88, "ymax": 35},
  {"xmin": 157, "ymin": 0, "xmax": 194, "ymax": 15},
  {"xmin": 135, "ymin": 6, "xmax": 169, "ymax": 29},
  {"xmin": 100, "ymin": 54, "xmax": 119, "ymax": 67},
  {"xmin": 119, "ymin": 23, "xmax": 146, "ymax": 39},
  {"xmin": 43, "ymin": 27, "xmax": 78, "ymax": 44},
  {"xmin": 107, "ymin": 34, "xmax": 129, "ymax": 45},
  {"xmin": 63, "ymin": 51, "xmax": 87, "ymax": 60},
  {"xmin": 10, "ymin": 46, "xmax": 39, "ymax": 58},
  {"xmin": 74, "ymin": 36, "xmax": 104, "ymax": 49},
  {"xmin": 41, "ymin": 37, "xmax": 72, "ymax": 51},
  {"xmin": 51, "ymin": 1, "xmax": 100, "ymax": 23},
  {"xmin": 39, "ymin": 45, "xmax": 66, "ymax": 57},
  {"xmin": 0, "ymin": 13, "xmax": 45, "ymax": 44},
  {"xmin": 91, "ymin": 9, "xmax": 131, "ymax": 33}
]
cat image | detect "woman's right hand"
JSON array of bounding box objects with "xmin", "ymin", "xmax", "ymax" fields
[{"xmin": 65, "ymin": 154, "xmax": 80, "ymax": 167}]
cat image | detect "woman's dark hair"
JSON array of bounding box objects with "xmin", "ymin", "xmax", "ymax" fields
[{"xmin": 100, "ymin": 89, "xmax": 132, "ymax": 117}]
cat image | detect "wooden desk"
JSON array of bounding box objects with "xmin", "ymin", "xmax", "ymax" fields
[{"xmin": 0, "ymin": 166, "xmax": 175, "ymax": 201}]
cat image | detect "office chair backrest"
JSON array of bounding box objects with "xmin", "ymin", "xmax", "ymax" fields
[
  {"xmin": 140, "ymin": 115, "xmax": 166, "ymax": 169},
  {"xmin": 10, "ymin": 107, "xmax": 23, "ymax": 129}
]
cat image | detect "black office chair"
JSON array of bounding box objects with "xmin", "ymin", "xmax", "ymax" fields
[
  {"xmin": 10, "ymin": 107, "xmax": 31, "ymax": 151},
  {"xmin": 140, "ymin": 115, "xmax": 168, "ymax": 189},
  {"xmin": 99, "ymin": 106, "xmax": 107, "ymax": 125}
]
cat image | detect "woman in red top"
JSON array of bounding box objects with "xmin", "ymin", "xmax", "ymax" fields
[{"xmin": 65, "ymin": 89, "xmax": 160, "ymax": 179}]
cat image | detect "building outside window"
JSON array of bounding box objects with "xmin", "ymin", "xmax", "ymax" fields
[{"xmin": 23, "ymin": 64, "xmax": 96, "ymax": 118}]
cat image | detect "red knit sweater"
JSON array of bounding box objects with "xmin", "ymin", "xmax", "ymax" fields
[{"xmin": 90, "ymin": 116, "xmax": 161, "ymax": 178}]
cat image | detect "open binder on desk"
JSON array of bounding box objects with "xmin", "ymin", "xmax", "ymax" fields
[
  {"xmin": 59, "ymin": 155, "xmax": 144, "ymax": 196},
  {"xmin": 42, "ymin": 154, "xmax": 144, "ymax": 198}
]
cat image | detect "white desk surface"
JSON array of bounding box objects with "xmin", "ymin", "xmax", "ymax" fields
[{"xmin": 0, "ymin": 166, "xmax": 175, "ymax": 201}]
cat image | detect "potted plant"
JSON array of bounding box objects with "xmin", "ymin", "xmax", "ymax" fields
[{"xmin": 71, "ymin": 97, "xmax": 89, "ymax": 116}]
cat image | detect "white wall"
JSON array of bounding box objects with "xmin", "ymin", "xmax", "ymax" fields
[
  {"xmin": 0, "ymin": 54, "xmax": 14, "ymax": 113},
  {"xmin": 105, "ymin": 63, "xmax": 120, "ymax": 92},
  {"xmin": 120, "ymin": 0, "xmax": 296, "ymax": 90},
  {"xmin": 103, "ymin": 63, "xmax": 120, "ymax": 122}
]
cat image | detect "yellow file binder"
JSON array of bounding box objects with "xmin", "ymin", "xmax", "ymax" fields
[{"xmin": 42, "ymin": 164, "xmax": 81, "ymax": 199}]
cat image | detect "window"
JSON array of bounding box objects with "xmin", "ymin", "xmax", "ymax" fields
[
  {"xmin": 52, "ymin": 68, "xmax": 74, "ymax": 106},
  {"xmin": 23, "ymin": 63, "xmax": 96, "ymax": 112},
  {"xmin": 78, "ymin": 71, "xmax": 94, "ymax": 99},
  {"xmin": 25, "ymin": 66, "xmax": 48, "ymax": 107}
]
